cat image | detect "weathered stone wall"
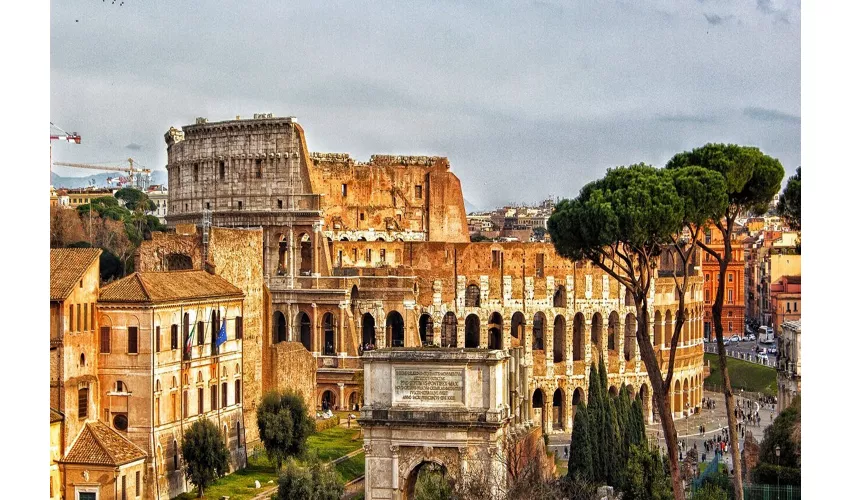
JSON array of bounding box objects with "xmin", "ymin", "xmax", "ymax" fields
[
  {"xmin": 269, "ymin": 341, "xmax": 317, "ymax": 411},
  {"xmin": 310, "ymin": 153, "xmax": 469, "ymax": 243}
]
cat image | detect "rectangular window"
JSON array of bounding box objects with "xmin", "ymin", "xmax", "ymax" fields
[
  {"xmin": 222, "ymin": 382, "xmax": 228, "ymax": 407},
  {"xmin": 155, "ymin": 397, "xmax": 160, "ymax": 426},
  {"xmin": 183, "ymin": 391, "xmax": 188, "ymax": 418},
  {"xmin": 415, "ymin": 185, "xmax": 423, "ymax": 199},
  {"xmin": 380, "ymin": 249, "xmax": 386, "ymax": 262},
  {"xmin": 535, "ymin": 253, "xmax": 544, "ymax": 278},
  {"xmin": 794, "ymin": 302, "xmax": 797, "ymax": 312},
  {"xmin": 256, "ymin": 159, "xmax": 263, "ymax": 178},
  {"xmin": 728, "ymin": 273, "xmax": 733, "ymax": 283},
  {"xmin": 728, "ymin": 322, "xmax": 733, "ymax": 332},
  {"xmin": 705, "ymin": 231, "xmax": 712, "ymax": 244},
  {"xmin": 492, "ymin": 250, "xmax": 501, "ymax": 268},
  {"xmin": 206, "ymin": 202, "xmax": 211, "ymax": 209},
  {"xmin": 198, "ymin": 321, "xmax": 205, "ymax": 345},
  {"xmin": 337, "ymin": 250, "xmax": 343, "ymax": 267},
  {"xmin": 235, "ymin": 379, "xmax": 241, "ymax": 404},
  {"xmin": 171, "ymin": 393, "xmax": 177, "ymax": 422},
  {"xmin": 211, "ymin": 385, "xmax": 218, "ymax": 410},
  {"xmin": 155, "ymin": 326, "xmax": 161, "ymax": 352},
  {"xmin": 395, "ymin": 249, "xmax": 401, "ymax": 263},
  {"xmin": 342, "ymin": 184, "xmax": 348, "ymax": 197},
  {"xmin": 238, "ymin": 201, "xmax": 243, "ymax": 210},
  {"xmin": 353, "ymin": 248, "xmax": 358, "ymax": 261},
  {"xmin": 727, "ymin": 289, "xmax": 733, "ymax": 304},
  {"xmin": 83, "ymin": 303, "xmax": 88, "ymax": 331},
  {"xmin": 171, "ymin": 324, "xmax": 178, "ymax": 350},
  {"xmin": 359, "ymin": 212, "xmax": 364, "ymax": 221},
  {"xmin": 128, "ymin": 327, "xmax": 139, "ymax": 354},
  {"xmin": 786, "ymin": 302, "xmax": 791, "ymax": 313},
  {"xmin": 277, "ymin": 199, "xmax": 283, "ymax": 209},
  {"xmin": 193, "ymin": 164, "xmax": 198, "ymax": 181},
  {"xmin": 77, "ymin": 304, "xmax": 81, "ymax": 332},
  {"xmin": 122, "ymin": 475, "xmax": 127, "ymax": 500},
  {"xmin": 70, "ymin": 304, "xmax": 74, "ymax": 332},
  {"xmin": 198, "ymin": 387, "xmax": 204, "ymax": 414},
  {"xmin": 78, "ymin": 387, "xmax": 88, "ymax": 418},
  {"xmin": 235, "ymin": 316, "xmax": 243, "ymax": 340},
  {"xmin": 366, "ymin": 248, "xmax": 372, "ymax": 262},
  {"xmin": 219, "ymin": 161, "xmax": 225, "ymax": 179},
  {"xmin": 136, "ymin": 471, "xmax": 140, "ymax": 497},
  {"xmin": 90, "ymin": 303, "xmax": 95, "ymax": 330},
  {"xmin": 100, "ymin": 327, "xmax": 111, "ymax": 353}
]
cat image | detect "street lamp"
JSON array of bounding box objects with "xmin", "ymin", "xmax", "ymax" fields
[{"xmin": 774, "ymin": 445, "xmax": 781, "ymax": 497}]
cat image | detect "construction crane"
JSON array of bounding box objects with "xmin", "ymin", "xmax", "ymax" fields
[
  {"xmin": 52, "ymin": 158, "xmax": 152, "ymax": 190},
  {"xmin": 49, "ymin": 122, "xmax": 81, "ymax": 143}
]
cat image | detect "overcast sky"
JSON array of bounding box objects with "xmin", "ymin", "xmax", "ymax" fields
[{"xmin": 50, "ymin": 0, "xmax": 800, "ymax": 210}]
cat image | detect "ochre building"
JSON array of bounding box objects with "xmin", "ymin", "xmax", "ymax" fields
[{"xmin": 159, "ymin": 115, "xmax": 705, "ymax": 442}]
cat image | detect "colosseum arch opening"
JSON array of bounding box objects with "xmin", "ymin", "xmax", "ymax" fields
[
  {"xmin": 273, "ymin": 311, "xmax": 286, "ymax": 343},
  {"xmin": 419, "ymin": 314, "xmax": 434, "ymax": 346},
  {"xmin": 441, "ymin": 312, "xmax": 458, "ymax": 347},
  {"xmin": 654, "ymin": 310, "xmax": 663, "ymax": 346},
  {"xmin": 624, "ymin": 313, "xmax": 636, "ymax": 361},
  {"xmin": 487, "ymin": 312, "xmax": 503, "ymax": 349},
  {"xmin": 387, "ymin": 311, "xmax": 405, "ymax": 347},
  {"xmin": 608, "ymin": 311, "xmax": 619, "ymax": 353},
  {"xmin": 465, "ymin": 283, "xmax": 481, "ymax": 308},
  {"xmin": 510, "ymin": 312, "xmax": 525, "ymax": 348},
  {"xmin": 553, "ymin": 315, "xmax": 566, "ymax": 363},
  {"xmin": 532, "ymin": 312, "xmax": 546, "ymax": 351},
  {"xmin": 296, "ymin": 312, "xmax": 312, "ymax": 351},
  {"xmin": 591, "ymin": 312, "xmax": 603, "ymax": 360},
  {"xmin": 362, "ymin": 313, "xmax": 376, "ymax": 348},
  {"xmin": 465, "ymin": 314, "xmax": 481, "ymax": 348},
  {"xmin": 553, "ymin": 388, "xmax": 565, "ymax": 430},
  {"xmin": 277, "ymin": 234, "xmax": 288, "ymax": 275},
  {"xmin": 553, "ymin": 285, "xmax": 567, "ymax": 308},
  {"xmin": 322, "ymin": 312, "xmax": 336, "ymax": 355},
  {"xmin": 573, "ymin": 312, "xmax": 585, "ymax": 361},
  {"xmin": 298, "ymin": 232, "xmax": 312, "ymax": 275}
]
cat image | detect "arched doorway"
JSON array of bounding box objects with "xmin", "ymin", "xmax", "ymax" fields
[
  {"xmin": 404, "ymin": 461, "xmax": 451, "ymax": 500},
  {"xmin": 624, "ymin": 313, "xmax": 636, "ymax": 361},
  {"xmin": 362, "ymin": 313, "xmax": 376, "ymax": 349},
  {"xmin": 419, "ymin": 314, "xmax": 434, "ymax": 346},
  {"xmin": 298, "ymin": 232, "xmax": 312, "ymax": 275},
  {"xmin": 608, "ymin": 311, "xmax": 619, "ymax": 353},
  {"xmin": 348, "ymin": 392, "xmax": 361, "ymax": 411},
  {"xmin": 464, "ymin": 314, "xmax": 480, "ymax": 348},
  {"xmin": 273, "ymin": 311, "xmax": 286, "ymax": 343},
  {"xmin": 532, "ymin": 388, "xmax": 545, "ymax": 429},
  {"xmin": 387, "ymin": 311, "xmax": 405, "ymax": 347},
  {"xmin": 553, "ymin": 315, "xmax": 566, "ymax": 363},
  {"xmin": 321, "ymin": 390, "xmax": 336, "ymax": 411},
  {"xmin": 322, "ymin": 313, "xmax": 336, "ymax": 355},
  {"xmin": 532, "ymin": 312, "xmax": 546, "ymax": 351},
  {"xmin": 664, "ymin": 310, "xmax": 673, "ymax": 348},
  {"xmin": 553, "ymin": 388, "xmax": 565, "ymax": 430},
  {"xmin": 488, "ymin": 312, "xmax": 503, "ymax": 349},
  {"xmin": 673, "ymin": 380, "xmax": 682, "ymax": 416},
  {"xmin": 296, "ymin": 312, "xmax": 312, "ymax": 351},
  {"xmin": 510, "ymin": 312, "xmax": 525, "ymax": 348},
  {"xmin": 441, "ymin": 312, "xmax": 458, "ymax": 347},
  {"xmin": 573, "ymin": 312, "xmax": 585, "ymax": 361}
]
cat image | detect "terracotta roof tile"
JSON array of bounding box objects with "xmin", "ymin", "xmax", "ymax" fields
[
  {"xmin": 61, "ymin": 421, "xmax": 146, "ymax": 466},
  {"xmin": 50, "ymin": 248, "xmax": 101, "ymax": 300},
  {"xmin": 50, "ymin": 408, "xmax": 64, "ymax": 423},
  {"xmin": 99, "ymin": 270, "xmax": 243, "ymax": 303}
]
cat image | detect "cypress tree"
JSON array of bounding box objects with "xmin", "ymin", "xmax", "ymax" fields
[
  {"xmin": 568, "ymin": 402, "xmax": 595, "ymax": 482},
  {"xmin": 631, "ymin": 399, "xmax": 647, "ymax": 447},
  {"xmin": 618, "ymin": 384, "xmax": 633, "ymax": 474},
  {"xmin": 587, "ymin": 363, "xmax": 603, "ymax": 482}
]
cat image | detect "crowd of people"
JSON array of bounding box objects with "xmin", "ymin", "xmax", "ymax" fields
[
  {"xmin": 358, "ymin": 343, "xmax": 377, "ymax": 355},
  {"xmin": 702, "ymin": 397, "xmax": 718, "ymax": 410}
]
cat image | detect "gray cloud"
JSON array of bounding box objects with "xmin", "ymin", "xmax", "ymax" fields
[
  {"xmin": 756, "ymin": 0, "xmax": 790, "ymax": 23},
  {"xmin": 743, "ymin": 107, "xmax": 800, "ymax": 124},
  {"xmin": 704, "ymin": 13, "xmax": 733, "ymax": 25},
  {"xmin": 50, "ymin": 0, "xmax": 800, "ymax": 209},
  {"xmin": 125, "ymin": 143, "xmax": 142, "ymax": 151}
]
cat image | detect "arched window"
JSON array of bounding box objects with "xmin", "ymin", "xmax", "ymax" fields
[
  {"xmin": 465, "ymin": 284, "xmax": 481, "ymax": 308},
  {"xmin": 299, "ymin": 233, "xmax": 312, "ymax": 275},
  {"xmin": 553, "ymin": 315, "xmax": 566, "ymax": 363},
  {"xmin": 654, "ymin": 310, "xmax": 663, "ymax": 346},
  {"xmin": 573, "ymin": 313, "xmax": 585, "ymax": 361},
  {"xmin": 608, "ymin": 311, "xmax": 619, "ymax": 352},
  {"xmin": 487, "ymin": 312, "xmax": 503, "ymax": 350},
  {"xmin": 173, "ymin": 439, "xmax": 179, "ymax": 471},
  {"xmin": 511, "ymin": 312, "xmax": 525, "ymax": 348},
  {"xmin": 386, "ymin": 311, "xmax": 405, "ymax": 347},
  {"xmin": 441, "ymin": 312, "xmax": 458, "ymax": 347},
  {"xmin": 273, "ymin": 311, "xmax": 287, "ymax": 343},
  {"xmin": 79, "ymin": 353, "xmax": 85, "ymax": 366},
  {"xmin": 297, "ymin": 312, "xmax": 312, "ymax": 351}
]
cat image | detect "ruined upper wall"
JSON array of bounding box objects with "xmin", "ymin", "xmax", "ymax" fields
[{"xmin": 310, "ymin": 153, "xmax": 469, "ymax": 243}]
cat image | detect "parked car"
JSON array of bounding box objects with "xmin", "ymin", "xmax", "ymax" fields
[
  {"xmin": 767, "ymin": 347, "xmax": 778, "ymax": 355},
  {"xmin": 723, "ymin": 339, "xmax": 731, "ymax": 346},
  {"xmin": 745, "ymin": 334, "xmax": 756, "ymax": 342},
  {"xmin": 729, "ymin": 335, "xmax": 741, "ymax": 342}
]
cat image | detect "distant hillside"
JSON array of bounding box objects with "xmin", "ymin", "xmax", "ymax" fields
[{"xmin": 51, "ymin": 170, "xmax": 168, "ymax": 189}]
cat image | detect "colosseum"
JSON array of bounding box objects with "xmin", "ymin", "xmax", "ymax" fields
[{"xmin": 162, "ymin": 114, "xmax": 705, "ymax": 438}]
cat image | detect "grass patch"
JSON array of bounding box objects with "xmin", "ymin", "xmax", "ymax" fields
[
  {"xmin": 704, "ymin": 353, "xmax": 777, "ymax": 396},
  {"xmin": 335, "ymin": 451, "xmax": 366, "ymax": 483},
  {"xmin": 305, "ymin": 425, "xmax": 363, "ymax": 462},
  {"xmin": 173, "ymin": 451, "xmax": 277, "ymax": 500}
]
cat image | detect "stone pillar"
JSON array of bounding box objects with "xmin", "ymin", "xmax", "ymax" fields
[
  {"xmin": 433, "ymin": 322, "xmax": 443, "ymax": 347},
  {"xmin": 544, "ymin": 395, "xmax": 553, "ymax": 434},
  {"xmin": 311, "ymin": 303, "xmax": 318, "ymax": 354},
  {"xmin": 288, "ymin": 226, "xmax": 295, "ymax": 289},
  {"xmin": 338, "ymin": 301, "xmax": 347, "ymax": 356},
  {"xmin": 286, "ymin": 302, "xmax": 294, "ymax": 342},
  {"xmin": 312, "ymin": 221, "xmax": 323, "ymax": 276},
  {"xmin": 391, "ymin": 445, "xmax": 399, "ymax": 490},
  {"xmin": 377, "ymin": 326, "xmax": 386, "ymax": 349},
  {"xmin": 618, "ymin": 316, "xmax": 626, "ymax": 374},
  {"xmin": 584, "ymin": 317, "xmax": 592, "ymax": 370},
  {"xmin": 458, "ymin": 322, "xmax": 467, "ymax": 348},
  {"xmin": 338, "ymin": 382, "xmax": 346, "ymax": 410}
]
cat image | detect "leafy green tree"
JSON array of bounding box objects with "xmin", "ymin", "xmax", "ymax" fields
[
  {"xmin": 752, "ymin": 395, "xmax": 800, "ymax": 486},
  {"xmin": 623, "ymin": 444, "xmax": 674, "ymax": 500},
  {"xmin": 667, "ymin": 144, "xmax": 784, "ymax": 499},
  {"xmin": 567, "ymin": 402, "xmax": 594, "ymax": 482},
  {"xmin": 257, "ymin": 390, "xmax": 316, "ymax": 469},
  {"xmin": 180, "ymin": 418, "xmax": 230, "ymax": 498},
  {"xmin": 277, "ymin": 457, "xmax": 344, "ymax": 500},
  {"xmin": 532, "ymin": 226, "xmax": 547, "ymax": 240},
  {"xmin": 413, "ymin": 463, "xmax": 453, "ymax": 500},
  {"xmin": 470, "ymin": 234, "xmax": 493, "ymax": 242},
  {"xmin": 777, "ymin": 166, "xmax": 801, "ymax": 230},
  {"xmin": 548, "ymin": 164, "xmax": 688, "ymax": 499},
  {"xmin": 115, "ymin": 187, "xmax": 157, "ymax": 212}
]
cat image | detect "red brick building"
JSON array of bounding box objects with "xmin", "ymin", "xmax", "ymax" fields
[{"xmin": 700, "ymin": 226, "xmax": 746, "ymax": 340}]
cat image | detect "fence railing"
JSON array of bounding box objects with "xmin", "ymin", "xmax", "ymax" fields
[
  {"xmin": 704, "ymin": 343, "xmax": 777, "ymax": 368},
  {"xmin": 742, "ymin": 483, "xmax": 801, "ymax": 500}
]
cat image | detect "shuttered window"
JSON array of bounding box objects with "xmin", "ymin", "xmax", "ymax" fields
[
  {"xmin": 128, "ymin": 327, "xmax": 138, "ymax": 354},
  {"xmin": 100, "ymin": 327, "xmax": 111, "ymax": 353}
]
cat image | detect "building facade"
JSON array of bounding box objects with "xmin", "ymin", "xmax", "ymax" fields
[
  {"xmin": 700, "ymin": 225, "xmax": 746, "ymax": 340},
  {"xmin": 160, "ymin": 115, "xmax": 706, "ymax": 441},
  {"xmin": 777, "ymin": 320, "xmax": 801, "ymax": 412}
]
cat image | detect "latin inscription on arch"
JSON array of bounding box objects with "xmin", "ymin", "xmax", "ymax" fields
[{"xmin": 393, "ymin": 368, "xmax": 464, "ymax": 406}]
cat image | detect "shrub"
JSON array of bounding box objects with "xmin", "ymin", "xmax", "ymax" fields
[{"xmin": 257, "ymin": 390, "xmax": 316, "ymax": 469}]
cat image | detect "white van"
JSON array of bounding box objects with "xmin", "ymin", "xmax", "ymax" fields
[{"xmin": 758, "ymin": 326, "xmax": 775, "ymax": 343}]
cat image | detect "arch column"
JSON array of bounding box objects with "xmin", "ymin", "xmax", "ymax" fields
[
  {"xmin": 565, "ymin": 397, "xmax": 573, "ymax": 431},
  {"xmin": 311, "ymin": 303, "xmax": 319, "ymax": 354},
  {"xmin": 584, "ymin": 318, "xmax": 592, "ymax": 371},
  {"xmin": 376, "ymin": 326, "xmax": 386, "ymax": 350},
  {"xmin": 433, "ymin": 322, "xmax": 443, "ymax": 347},
  {"xmin": 544, "ymin": 396, "xmax": 553, "ymax": 434},
  {"xmin": 311, "ymin": 221, "xmax": 323, "ymax": 276},
  {"xmin": 286, "ymin": 302, "xmax": 295, "ymax": 341},
  {"xmin": 618, "ymin": 315, "xmax": 626, "ymax": 374},
  {"xmin": 565, "ymin": 317, "xmax": 574, "ymax": 373},
  {"xmin": 338, "ymin": 302, "xmax": 347, "ymax": 356},
  {"xmin": 338, "ymin": 382, "xmax": 346, "ymax": 410},
  {"xmin": 457, "ymin": 323, "xmax": 467, "ymax": 348}
]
